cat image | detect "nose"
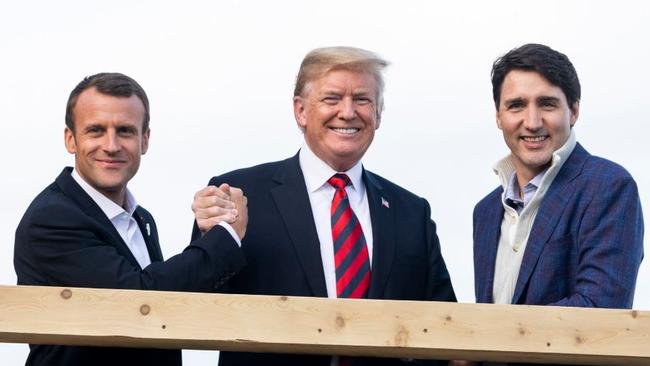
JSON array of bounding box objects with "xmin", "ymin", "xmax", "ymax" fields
[
  {"xmin": 103, "ymin": 130, "xmax": 121, "ymax": 154},
  {"xmin": 523, "ymin": 107, "xmax": 543, "ymax": 131},
  {"xmin": 338, "ymin": 97, "xmax": 356, "ymax": 121}
]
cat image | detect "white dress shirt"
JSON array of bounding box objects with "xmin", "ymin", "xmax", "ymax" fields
[
  {"xmin": 298, "ymin": 144, "xmax": 374, "ymax": 299},
  {"xmin": 72, "ymin": 169, "xmax": 152, "ymax": 269}
]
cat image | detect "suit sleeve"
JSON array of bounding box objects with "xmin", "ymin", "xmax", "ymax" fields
[
  {"xmin": 424, "ymin": 199, "xmax": 457, "ymax": 302},
  {"xmin": 549, "ymin": 173, "xmax": 644, "ymax": 308},
  {"xmin": 14, "ymin": 200, "xmax": 246, "ymax": 292}
]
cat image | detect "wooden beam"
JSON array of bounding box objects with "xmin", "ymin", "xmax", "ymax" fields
[{"xmin": 0, "ymin": 285, "xmax": 648, "ymax": 365}]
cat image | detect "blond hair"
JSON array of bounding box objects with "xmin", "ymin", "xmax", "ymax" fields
[{"xmin": 294, "ymin": 46, "xmax": 389, "ymax": 112}]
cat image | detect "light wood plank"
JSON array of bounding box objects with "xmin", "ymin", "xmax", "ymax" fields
[{"xmin": 0, "ymin": 285, "xmax": 648, "ymax": 365}]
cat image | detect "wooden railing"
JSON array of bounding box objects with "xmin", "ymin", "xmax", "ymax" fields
[{"xmin": 0, "ymin": 285, "xmax": 648, "ymax": 365}]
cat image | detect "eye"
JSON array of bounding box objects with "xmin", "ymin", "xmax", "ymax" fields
[
  {"xmin": 354, "ymin": 97, "xmax": 372, "ymax": 105},
  {"xmin": 322, "ymin": 96, "xmax": 339, "ymax": 105},
  {"xmin": 117, "ymin": 126, "xmax": 137, "ymax": 136},
  {"xmin": 506, "ymin": 101, "xmax": 524, "ymax": 111},
  {"xmin": 85, "ymin": 125, "xmax": 104, "ymax": 136},
  {"xmin": 540, "ymin": 100, "xmax": 558, "ymax": 110}
]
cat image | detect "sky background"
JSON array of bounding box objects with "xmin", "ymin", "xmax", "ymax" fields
[{"xmin": 1, "ymin": 1, "xmax": 648, "ymax": 363}]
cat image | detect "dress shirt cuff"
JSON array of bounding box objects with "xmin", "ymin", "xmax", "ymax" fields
[{"xmin": 218, "ymin": 222, "xmax": 241, "ymax": 247}]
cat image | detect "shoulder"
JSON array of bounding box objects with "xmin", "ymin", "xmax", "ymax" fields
[
  {"xmin": 562, "ymin": 146, "xmax": 638, "ymax": 198},
  {"xmin": 581, "ymin": 153, "xmax": 635, "ymax": 183},
  {"xmin": 15, "ymin": 177, "xmax": 91, "ymax": 243},
  {"xmin": 207, "ymin": 157, "xmax": 293, "ymax": 186},
  {"xmin": 20, "ymin": 181, "xmax": 78, "ymax": 222},
  {"xmin": 473, "ymin": 187, "xmax": 503, "ymax": 215}
]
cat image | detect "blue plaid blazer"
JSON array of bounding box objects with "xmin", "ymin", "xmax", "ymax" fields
[{"xmin": 473, "ymin": 143, "xmax": 643, "ymax": 308}]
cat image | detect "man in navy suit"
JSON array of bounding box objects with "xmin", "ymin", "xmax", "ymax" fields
[
  {"xmin": 14, "ymin": 73, "xmax": 248, "ymax": 366},
  {"xmin": 473, "ymin": 44, "xmax": 643, "ymax": 315},
  {"xmin": 192, "ymin": 47, "xmax": 456, "ymax": 365}
]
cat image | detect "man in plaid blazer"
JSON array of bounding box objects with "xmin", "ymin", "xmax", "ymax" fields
[{"xmin": 473, "ymin": 43, "xmax": 643, "ymax": 311}]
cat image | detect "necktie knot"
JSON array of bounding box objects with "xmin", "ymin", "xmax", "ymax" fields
[{"xmin": 328, "ymin": 173, "xmax": 351, "ymax": 190}]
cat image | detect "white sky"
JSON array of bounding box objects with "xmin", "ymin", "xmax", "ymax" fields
[{"xmin": 1, "ymin": 1, "xmax": 648, "ymax": 364}]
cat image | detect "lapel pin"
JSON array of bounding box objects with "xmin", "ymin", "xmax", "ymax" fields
[
  {"xmin": 146, "ymin": 223, "xmax": 151, "ymax": 237},
  {"xmin": 381, "ymin": 197, "xmax": 390, "ymax": 208}
]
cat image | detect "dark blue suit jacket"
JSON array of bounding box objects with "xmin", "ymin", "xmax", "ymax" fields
[
  {"xmin": 193, "ymin": 153, "xmax": 456, "ymax": 366},
  {"xmin": 473, "ymin": 143, "xmax": 644, "ymax": 309},
  {"xmin": 14, "ymin": 167, "xmax": 246, "ymax": 366}
]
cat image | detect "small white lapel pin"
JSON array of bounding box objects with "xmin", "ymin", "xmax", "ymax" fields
[
  {"xmin": 146, "ymin": 223, "xmax": 151, "ymax": 237},
  {"xmin": 381, "ymin": 197, "xmax": 390, "ymax": 208}
]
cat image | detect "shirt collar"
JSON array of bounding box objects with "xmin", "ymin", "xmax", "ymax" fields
[
  {"xmin": 504, "ymin": 168, "xmax": 546, "ymax": 205},
  {"xmin": 493, "ymin": 128, "xmax": 577, "ymax": 191},
  {"xmin": 71, "ymin": 169, "xmax": 138, "ymax": 220},
  {"xmin": 299, "ymin": 142, "xmax": 364, "ymax": 195}
]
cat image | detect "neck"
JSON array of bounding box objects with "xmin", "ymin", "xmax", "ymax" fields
[{"xmin": 103, "ymin": 189, "xmax": 127, "ymax": 208}]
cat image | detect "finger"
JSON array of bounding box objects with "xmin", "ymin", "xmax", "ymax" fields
[
  {"xmin": 218, "ymin": 183, "xmax": 231, "ymax": 196},
  {"xmin": 193, "ymin": 186, "xmax": 231, "ymax": 205},
  {"xmin": 194, "ymin": 185, "xmax": 218, "ymax": 199},
  {"xmin": 194, "ymin": 206, "xmax": 237, "ymax": 219},
  {"xmin": 192, "ymin": 192, "xmax": 236, "ymax": 212},
  {"xmin": 194, "ymin": 194, "xmax": 236, "ymax": 209},
  {"xmin": 197, "ymin": 214, "xmax": 236, "ymax": 231}
]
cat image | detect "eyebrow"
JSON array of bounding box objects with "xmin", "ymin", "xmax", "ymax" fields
[
  {"xmin": 83, "ymin": 123, "xmax": 105, "ymax": 132},
  {"xmin": 504, "ymin": 97, "xmax": 525, "ymax": 105},
  {"xmin": 537, "ymin": 96, "xmax": 561, "ymax": 104}
]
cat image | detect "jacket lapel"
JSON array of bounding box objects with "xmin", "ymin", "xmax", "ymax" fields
[
  {"xmin": 135, "ymin": 208, "xmax": 163, "ymax": 262},
  {"xmin": 476, "ymin": 195, "xmax": 504, "ymax": 303},
  {"xmin": 270, "ymin": 155, "xmax": 328, "ymax": 297},
  {"xmin": 511, "ymin": 144, "xmax": 589, "ymax": 304},
  {"xmin": 363, "ymin": 171, "xmax": 396, "ymax": 299},
  {"xmin": 56, "ymin": 167, "xmax": 142, "ymax": 267}
]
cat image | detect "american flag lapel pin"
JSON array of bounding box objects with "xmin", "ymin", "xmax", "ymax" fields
[{"xmin": 381, "ymin": 196, "xmax": 390, "ymax": 208}]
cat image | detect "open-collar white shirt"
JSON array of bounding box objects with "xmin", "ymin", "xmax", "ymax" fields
[
  {"xmin": 72, "ymin": 169, "xmax": 152, "ymax": 269},
  {"xmin": 299, "ymin": 143, "xmax": 374, "ymax": 299}
]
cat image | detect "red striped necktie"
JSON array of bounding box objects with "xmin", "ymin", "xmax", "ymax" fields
[{"xmin": 328, "ymin": 173, "xmax": 371, "ymax": 299}]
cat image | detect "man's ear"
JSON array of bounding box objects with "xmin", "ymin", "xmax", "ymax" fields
[
  {"xmin": 141, "ymin": 128, "xmax": 150, "ymax": 154},
  {"xmin": 496, "ymin": 110, "xmax": 503, "ymax": 130},
  {"xmin": 293, "ymin": 96, "xmax": 307, "ymax": 131},
  {"xmin": 64, "ymin": 127, "xmax": 76, "ymax": 154},
  {"xmin": 570, "ymin": 101, "xmax": 580, "ymax": 127}
]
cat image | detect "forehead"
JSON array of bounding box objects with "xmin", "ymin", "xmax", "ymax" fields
[
  {"xmin": 501, "ymin": 70, "xmax": 567, "ymax": 101},
  {"xmin": 74, "ymin": 87, "xmax": 146, "ymax": 126},
  {"xmin": 309, "ymin": 69, "xmax": 378, "ymax": 94}
]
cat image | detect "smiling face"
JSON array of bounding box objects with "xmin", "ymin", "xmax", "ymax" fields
[
  {"xmin": 293, "ymin": 69, "xmax": 381, "ymax": 171},
  {"xmin": 497, "ymin": 70, "xmax": 579, "ymax": 183},
  {"xmin": 65, "ymin": 87, "xmax": 149, "ymax": 206}
]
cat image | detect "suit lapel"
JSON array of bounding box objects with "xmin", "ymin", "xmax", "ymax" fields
[
  {"xmin": 135, "ymin": 208, "xmax": 163, "ymax": 262},
  {"xmin": 270, "ymin": 155, "xmax": 328, "ymax": 297},
  {"xmin": 363, "ymin": 171, "xmax": 396, "ymax": 299},
  {"xmin": 511, "ymin": 144, "xmax": 589, "ymax": 304},
  {"xmin": 476, "ymin": 196, "xmax": 504, "ymax": 303},
  {"xmin": 55, "ymin": 167, "xmax": 142, "ymax": 267}
]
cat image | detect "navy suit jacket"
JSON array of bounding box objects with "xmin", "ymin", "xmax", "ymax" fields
[
  {"xmin": 193, "ymin": 153, "xmax": 456, "ymax": 366},
  {"xmin": 473, "ymin": 143, "xmax": 644, "ymax": 309},
  {"xmin": 14, "ymin": 167, "xmax": 246, "ymax": 366}
]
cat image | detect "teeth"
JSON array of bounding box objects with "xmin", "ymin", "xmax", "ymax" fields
[
  {"xmin": 522, "ymin": 136, "xmax": 546, "ymax": 142},
  {"xmin": 332, "ymin": 128, "xmax": 359, "ymax": 134}
]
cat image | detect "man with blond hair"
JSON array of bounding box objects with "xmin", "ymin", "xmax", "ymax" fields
[{"xmin": 192, "ymin": 47, "xmax": 456, "ymax": 365}]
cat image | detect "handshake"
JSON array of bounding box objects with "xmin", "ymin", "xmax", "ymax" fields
[{"xmin": 192, "ymin": 184, "xmax": 248, "ymax": 240}]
